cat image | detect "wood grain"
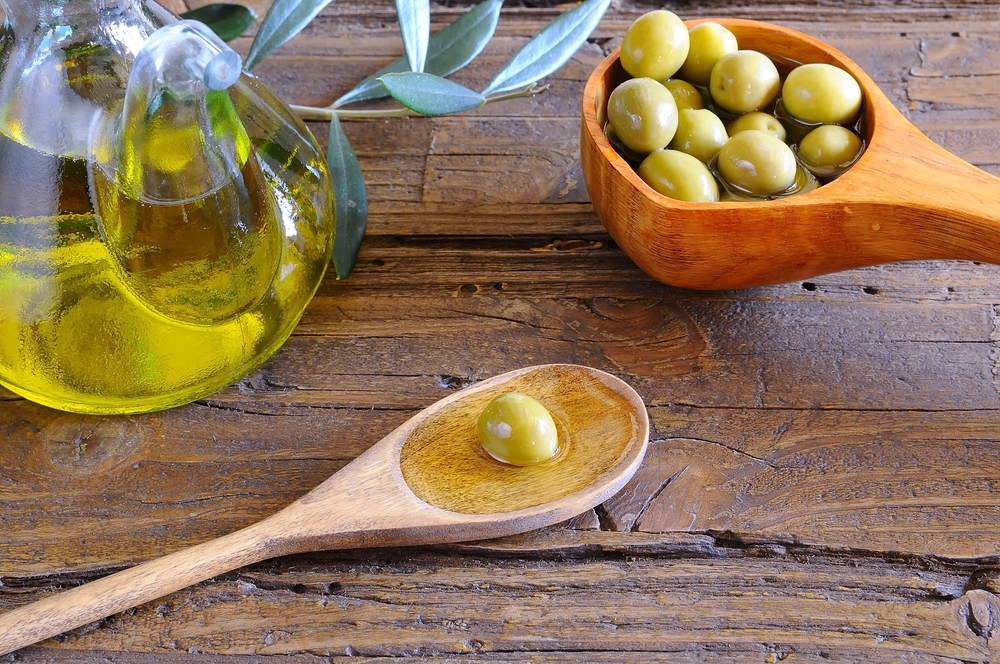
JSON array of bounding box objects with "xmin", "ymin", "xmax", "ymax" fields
[
  {"xmin": 4, "ymin": 0, "xmax": 1000, "ymax": 660},
  {"xmin": 2, "ymin": 533, "xmax": 998, "ymax": 661}
]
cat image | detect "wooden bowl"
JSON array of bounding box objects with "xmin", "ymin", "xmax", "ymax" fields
[{"xmin": 581, "ymin": 19, "xmax": 1000, "ymax": 290}]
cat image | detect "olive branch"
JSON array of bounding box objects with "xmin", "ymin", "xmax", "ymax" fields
[{"xmin": 182, "ymin": 0, "xmax": 610, "ymax": 278}]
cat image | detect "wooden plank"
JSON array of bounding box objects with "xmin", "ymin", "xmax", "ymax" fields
[
  {"xmin": 621, "ymin": 409, "xmax": 1000, "ymax": 558},
  {"xmin": 1, "ymin": 533, "xmax": 995, "ymax": 660},
  {"xmin": 2, "ymin": 284, "xmax": 1000, "ymax": 571}
]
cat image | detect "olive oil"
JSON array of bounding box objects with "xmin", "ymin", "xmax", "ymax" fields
[
  {"xmin": 0, "ymin": 7, "xmax": 335, "ymax": 414},
  {"xmin": 0, "ymin": 121, "xmax": 332, "ymax": 414},
  {"xmin": 93, "ymin": 153, "xmax": 281, "ymax": 325}
]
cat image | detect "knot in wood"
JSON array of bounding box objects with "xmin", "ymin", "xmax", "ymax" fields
[
  {"xmin": 40, "ymin": 415, "xmax": 141, "ymax": 473},
  {"xmin": 965, "ymin": 588, "xmax": 1000, "ymax": 639}
]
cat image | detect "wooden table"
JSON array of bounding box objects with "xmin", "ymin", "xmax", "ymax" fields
[{"xmin": 4, "ymin": 0, "xmax": 1000, "ymax": 660}]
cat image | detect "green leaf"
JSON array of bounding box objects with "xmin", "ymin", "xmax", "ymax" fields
[
  {"xmin": 179, "ymin": 3, "xmax": 257, "ymax": 42},
  {"xmin": 334, "ymin": 0, "xmax": 502, "ymax": 108},
  {"xmin": 379, "ymin": 72, "xmax": 485, "ymax": 115},
  {"xmin": 244, "ymin": 0, "xmax": 333, "ymax": 70},
  {"xmin": 396, "ymin": 0, "xmax": 430, "ymax": 73},
  {"xmin": 327, "ymin": 115, "xmax": 368, "ymax": 279},
  {"xmin": 483, "ymin": 0, "xmax": 609, "ymax": 95}
]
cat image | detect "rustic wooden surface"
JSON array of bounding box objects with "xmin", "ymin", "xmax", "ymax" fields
[{"xmin": 4, "ymin": 0, "xmax": 1000, "ymax": 660}]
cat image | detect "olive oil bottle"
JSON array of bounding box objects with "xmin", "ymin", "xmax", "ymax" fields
[{"xmin": 0, "ymin": 15, "xmax": 335, "ymax": 414}]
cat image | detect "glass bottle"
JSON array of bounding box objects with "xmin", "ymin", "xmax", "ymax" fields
[{"xmin": 0, "ymin": 0, "xmax": 336, "ymax": 414}]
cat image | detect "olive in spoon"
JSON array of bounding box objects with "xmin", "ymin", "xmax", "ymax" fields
[
  {"xmin": 0, "ymin": 364, "xmax": 648, "ymax": 655},
  {"xmin": 581, "ymin": 19, "xmax": 1000, "ymax": 290}
]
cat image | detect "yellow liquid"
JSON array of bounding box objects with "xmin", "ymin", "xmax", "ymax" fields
[
  {"xmin": 0, "ymin": 109, "xmax": 333, "ymax": 413},
  {"xmin": 95, "ymin": 155, "xmax": 281, "ymax": 325}
]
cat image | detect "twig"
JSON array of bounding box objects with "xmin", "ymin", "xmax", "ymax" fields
[{"xmin": 290, "ymin": 83, "xmax": 552, "ymax": 122}]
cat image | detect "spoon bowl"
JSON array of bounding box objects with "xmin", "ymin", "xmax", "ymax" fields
[
  {"xmin": 0, "ymin": 364, "xmax": 648, "ymax": 655},
  {"xmin": 581, "ymin": 19, "xmax": 1000, "ymax": 290}
]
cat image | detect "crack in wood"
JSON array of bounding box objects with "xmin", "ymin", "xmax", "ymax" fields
[
  {"xmin": 680, "ymin": 437, "xmax": 779, "ymax": 470},
  {"xmin": 592, "ymin": 503, "xmax": 617, "ymax": 532},
  {"xmin": 192, "ymin": 401, "xmax": 314, "ymax": 417},
  {"xmin": 628, "ymin": 465, "xmax": 690, "ymax": 533}
]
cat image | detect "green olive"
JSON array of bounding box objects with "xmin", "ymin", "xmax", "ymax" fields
[
  {"xmin": 676, "ymin": 21, "xmax": 738, "ymax": 86},
  {"xmin": 717, "ymin": 130, "xmax": 797, "ymax": 196},
  {"xmin": 669, "ymin": 108, "xmax": 728, "ymax": 163},
  {"xmin": 798, "ymin": 125, "xmax": 863, "ymax": 177},
  {"xmin": 664, "ymin": 79, "xmax": 704, "ymax": 110},
  {"xmin": 476, "ymin": 392, "xmax": 559, "ymax": 466},
  {"xmin": 638, "ymin": 149, "xmax": 719, "ymax": 202},
  {"xmin": 709, "ymin": 50, "xmax": 780, "ymax": 114},
  {"xmin": 727, "ymin": 111, "xmax": 787, "ymax": 142},
  {"xmin": 782, "ymin": 63, "xmax": 862, "ymax": 125},
  {"xmin": 607, "ymin": 77, "xmax": 679, "ymax": 154},
  {"xmin": 620, "ymin": 10, "xmax": 690, "ymax": 81}
]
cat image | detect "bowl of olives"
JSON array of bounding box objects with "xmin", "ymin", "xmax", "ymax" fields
[{"xmin": 581, "ymin": 15, "xmax": 1000, "ymax": 290}]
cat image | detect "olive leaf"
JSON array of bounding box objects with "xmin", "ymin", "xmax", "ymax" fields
[
  {"xmin": 243, "ymin": 0, "xmax": 604, "ymax": 280},
  {"xmin": 244, "ymin": 0, "xmax": 334, "ymax": 70},
  {"xmin": 179, "ymin": 3, "xmax": 257, "ymax": 42},
  {"xmin": 396, "ymin": 0, "xmax": 430, "ymax": 73},
  {"xmin": 333, "ymin": 0, "xmax": 503, "ymax": 108},
  {"xmin": 483, "ymin": 0, "xmax": 610, "ymax": 95},
  {"xmin": 327, "ymin": 115, "xmax": 368, "ymax": 279},
  {"xmin": 379, "ymin": 72, "xmax": 485, "ymax": 115}
]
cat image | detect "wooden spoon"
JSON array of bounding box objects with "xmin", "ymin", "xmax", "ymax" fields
[
  {"xmin": 581, "ymin": 19, "xmax": 1000, "ymax": 290},
  {"xmin": 0, "ymin": 364, "xmax": 648, "ymax": 655}
]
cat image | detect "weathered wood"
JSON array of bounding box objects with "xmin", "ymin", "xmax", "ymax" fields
[
  {"xmin": 2, "ymin": 532, "xmax": 998, "ymax": 661},
  {"xmin": 4, "ymin": 0, "xmax": 1000, "ymax": 659}
]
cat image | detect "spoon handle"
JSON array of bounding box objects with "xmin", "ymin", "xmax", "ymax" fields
[
  {"xmin": 0, "ymin": 518, "xmax": 281, "ymax": 655},
  {"xmin": 0, "ymin": 447, "xmax": 403, "ymax": 655},
  {"xmin": 0, "ymin": 443, "xmax": 460, "ymax": 655},
  {"xmin": 837, "ymin": 104, "xmax": 1000, "ymax": 266}
]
